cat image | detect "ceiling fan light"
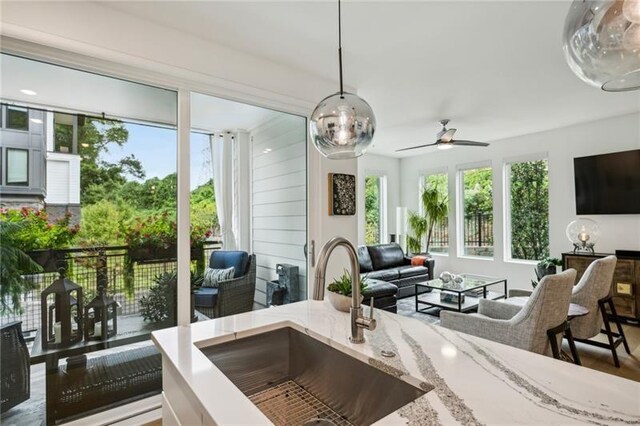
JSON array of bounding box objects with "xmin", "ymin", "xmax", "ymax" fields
[
  {"xmin": 310, "ymin": 92, "xmax": 376, "ymax": 159},
  {"xmin": 437, "ymin": 143, "xmax": 453, "ymax": 150}
]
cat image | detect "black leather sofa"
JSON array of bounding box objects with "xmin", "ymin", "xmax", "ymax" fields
[{"xmin": 358, "ymin": 243, "xmax": 434, "ymax": 299}]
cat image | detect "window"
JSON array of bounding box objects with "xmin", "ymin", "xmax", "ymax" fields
[
  {"xmin": 54, "ymin": 113, "xmax": 75, "ymax": 153},
  {"xmin": 419, "ymin": 173, "xmax": 449, "ymax": 254},
  {"xmin": 506, "ymin": 158, "xmax": 549, "ymax": 261},
  {"xmin": 6, "ymin": 106, "xmax": 29, "ymax": 131},
  {"xmin": 364, "ymin": 175, "xmax": 386, "ymax": 245},
  {"xmin": 460, "ymin": 166, "xmax": 493, "ymax": 257},
  {"xmin": 6, "ymin": 148, "xmax": 29, "ymax": 185}
]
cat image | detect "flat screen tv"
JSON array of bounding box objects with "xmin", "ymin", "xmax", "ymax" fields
[{"xmin": 574, "ymin": 149, "xmax": 640, "ymax": 215}]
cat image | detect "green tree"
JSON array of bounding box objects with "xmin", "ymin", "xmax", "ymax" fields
[
  {"xmin": 78, "ymin": 119, "xmax": 144, "ymax": 205},
  {"xmin": 407, "ymin": 180, "xmax": 448, "ymax": 254},
  {"xmin": 463, "ymin": 168, "xmax": 493, "ymax": 214},
  {"xmin": 510, "ymin": 160, "xmax": 549, "ymax": 260},
  {"xmin": 76, "ymin": 200, "xmax": 134, "ymax": 246},
  {"xmin": 364, "ymin": 176, "xmax": 380, "ymax": 245}
]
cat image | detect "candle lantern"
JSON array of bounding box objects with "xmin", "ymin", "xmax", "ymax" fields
[
  {"xmin": 41, "ymin": 270, "xmax": 83, "ymax": 349},
  {"xmin": 84, "ymin": 284, "xmax": 118, "ymax": 341},
  {"xmin": 566, "ymin": 218, "xmax": 600, "ymax": 254}
]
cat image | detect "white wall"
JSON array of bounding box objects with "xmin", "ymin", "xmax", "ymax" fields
[
  {"xmin": 357, "ymin": 153, "xmax": 401, "ymax": 245},
  {"xmin": 400, "ymin": 113, "xmax": 640, "ymax": 290},
  {"xmin": 251, "ymin": 115, "xmax": 308, "ymax": 306}
]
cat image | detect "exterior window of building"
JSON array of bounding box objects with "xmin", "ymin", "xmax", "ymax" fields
[
  {"xmin": 365, "ymin": 175, "xmax": 386, "ymax": 245},
  {"xmin": 54, "ymin": 113, "xmax": 75, "ymax": 153},
  {"xmin": 6, "ymin": 106, "xmax": 29, "ymax": 131},
  {"xmin": 506, "ymin": 158, "xmax": 549, "ymax": 261},
  {"xmin": 420, "ymin": 173, "xmax": 449, "ymax": 254},
  {"xmin": 6, "ymin": 148, "xmax": 29, "ymax": 185},
  {"xmin": 460, "ymin": 166, "xmax": 493, "ymax": 257}
]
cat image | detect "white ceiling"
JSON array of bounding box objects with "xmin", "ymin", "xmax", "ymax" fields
[
  {"xmin": 191, "ymin": 93, "xmax": 283, "ymax": 133},
  {"xmin": 103, "ymin": 1, "xmax": 640, "ymax": 157}
]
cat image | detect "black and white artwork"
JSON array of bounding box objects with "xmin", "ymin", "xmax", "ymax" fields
[{"xmin": 329, "ymin": 173, "xmax": 356, "ymax": 216}]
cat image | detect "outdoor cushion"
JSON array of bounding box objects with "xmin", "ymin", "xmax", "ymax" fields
[
  {"xmin": 202, "ymin": 267, "xmax": 235, "ymax": 288},
  {"xmin": 357, "ymin": 245, "xmax": 373, "ymax": 272},
  {"xmin": 362, "ymin": 269, "xmax": 400, "ymax": 282},
  {"xmin": 194, "ymin": 287, "xmax": 218, "ymax": 307},
  {"xmin": 209, "ymin": 251, "xmax": 249, "ymax": 278},
  {"xmin": 397, "ymin": 265, "xmax": 429, "ymax": 279},
  {"xmin": 367, "ymin": 244, "xmax": 406, "ymax": 270}
]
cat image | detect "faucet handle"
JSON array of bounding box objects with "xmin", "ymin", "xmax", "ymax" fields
[{"xmin": 368, "ymin": 297, "xmax": 375, "ymax": 320}]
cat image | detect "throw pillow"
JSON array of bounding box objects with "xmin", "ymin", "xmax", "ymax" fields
[{"xmin": 203, "ymin": 267, "xmax": 235, "ymax": 288}]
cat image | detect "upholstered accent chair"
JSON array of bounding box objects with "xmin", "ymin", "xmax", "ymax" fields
[
  {"xmin": 194, "ymin": 251, "xmax": 256, "ymax": 318},
  {"xmin": 568, "ymin": 255, "xmax": 630, "ymax": 367},
  {"xmin": 441, "ymin": 269, "xmax": 577, "ymax": 356},
  {"xmin": 1, "ymin": 321, "xmax": 30, "ymax": 413}
]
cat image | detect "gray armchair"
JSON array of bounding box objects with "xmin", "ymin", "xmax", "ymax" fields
[
  {"xmin": 195, "ymin": 251, "xmax": 256, "ymax": 318},
  {"xmin": 441, "ymin": 269, "xmax": 577, "ymax": 356}
]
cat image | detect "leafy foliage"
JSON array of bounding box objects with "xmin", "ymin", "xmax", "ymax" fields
[
  {"xmin": 0, "ymin": 222, "xmax": 42, "ymax": 313},
  {"xmin": 510, "ymin": 160, "xmax": 550, "ymax": 260},
  {"xmin": 364, "ymin": 176, "xmax": 381, "ymax": 245},
  {"xmin": 327, "ymin": 269, "xmax": 368, "ymax": 297},
  {"xmin": 0, "ymin": 208, "xmax": 79, "ymax": 251},
  {"xmin": 407, "ymin": 179, "xmax": 448, "ymax": 254},
  {"xmin": 139, "ymin": 270, "xmax": 202, "ymax": 323},
  {"xmin": 76, "ymin": 200, "xmax": 133, "ymax": 246},
  {"xmin": 463, "ymin": 168, "xmax": 493, "ymax": 214}
]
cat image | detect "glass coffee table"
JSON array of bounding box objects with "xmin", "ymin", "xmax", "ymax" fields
[{"xmin": 415, "ymin": 274, "xmax": 507, "ymax": 316}]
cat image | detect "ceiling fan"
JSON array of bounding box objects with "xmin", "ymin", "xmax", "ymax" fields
[{"xmin": 396, "ymin": 119, "xmax": 489, "ymax": 152}]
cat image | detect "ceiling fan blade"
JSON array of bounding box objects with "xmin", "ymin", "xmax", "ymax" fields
[
  {"xmin": 396, "ymin": 142, "xmax": 438, "ymax": 152},
  {"xmin": 452, "ymin": 140, "xmax": 490, "ymax": 147},
  {"xmin": 440, "ymin": 128, "xmax": 457, "ymax": 142}
]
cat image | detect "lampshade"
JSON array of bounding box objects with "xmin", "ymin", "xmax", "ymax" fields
[
  {"xmin": 566, "ymin": 218, "xmax": 600, "ymax": 253},
  {"xmin": 563, "ymin": 0, "xmax": 640, "ymax": 91},
  {"xmin": 309, "ymin": 92, "xmax": 376, "ymax": 159}
]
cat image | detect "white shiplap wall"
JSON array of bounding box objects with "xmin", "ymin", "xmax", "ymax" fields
[{"xmin": 251, "ymin": 114, "xmax": 307, "ymax": 306}]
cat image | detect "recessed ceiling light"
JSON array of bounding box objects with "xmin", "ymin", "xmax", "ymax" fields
[
  {"xmin": 30, "ymin": 118, "xmax": 43, "ymax": 124},
  {"xmin": 263, "ymin": 148, "xmax": 272, "ymax": 154},
  {"xmin": 20, "ymin": 89, "xmax": 37, "ymax": 96}
]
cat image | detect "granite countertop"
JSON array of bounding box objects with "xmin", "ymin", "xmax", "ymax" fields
[{"xmin": 152, "ymin": 300, "xmax": 640, "ymax": 425}]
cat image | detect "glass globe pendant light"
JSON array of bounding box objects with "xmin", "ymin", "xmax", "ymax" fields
[
  {"xmin": 563, "ymin": 0, "xmax": 640, "ymax": 91},
  {"xmin": 309, "ymin": 0, "xmax": 376, "ymax": 159}
]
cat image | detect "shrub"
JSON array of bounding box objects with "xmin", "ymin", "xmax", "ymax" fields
[
  {"xmin": 0, "ymin": 207, "xmax": 79, "ymax": 251},
  {"xmin": 76, "ymin": 199, "xmax": 132, "ymax": 246}
]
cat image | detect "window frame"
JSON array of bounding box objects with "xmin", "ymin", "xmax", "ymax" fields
[
  {"xmin": 364, "ymin": 171, "xmax": 388, "ymax": 245},
  {"xmin": 503, "ymin": 153, "xmax": 549, "ymax": 264},
  {"xmin": 456, "ymin": 161, "xmax": 494, "ymax": 260},
  {"xmin": 4, "ymin": 105, "xmax": 30, "ymax": 132},
  {"xmin": 6, "ymin": 147, "xmax": 30, "ymax": 186},
  {"xmin": 418, "ymin": 167, "xmax": 449, "ymax": 256}
]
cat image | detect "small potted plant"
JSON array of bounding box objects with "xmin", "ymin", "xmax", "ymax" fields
[
  {"xmin": 532, "ymin": 257, "xmax": 562, "ymax": 288},
  {"xmin": 326, "ymin": 270, "xmax": 368, "ymax": 312}
]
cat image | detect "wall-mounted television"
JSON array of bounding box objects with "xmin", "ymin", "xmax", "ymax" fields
[{"xmin": 574, "ymin": 149, "xmax": 640, "ymax": 215}]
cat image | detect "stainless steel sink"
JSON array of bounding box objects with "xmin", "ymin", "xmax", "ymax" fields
[{"xmin": 200, "ymin": 327, "xmax": 428, "ymax": 425}]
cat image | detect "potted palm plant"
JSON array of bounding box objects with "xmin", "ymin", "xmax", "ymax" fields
[{"xmin": 407, "ymin": 182, "xmax": 448, "ymax": 255}]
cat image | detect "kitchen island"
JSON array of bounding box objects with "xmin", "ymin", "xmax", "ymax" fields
[{"xmin": 152, "ymin": 300, "xmax": 640, "ymax": 425}]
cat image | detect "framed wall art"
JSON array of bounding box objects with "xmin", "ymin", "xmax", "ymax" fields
[{"xmin": 328, "ymin": 173, "xmax": 356, "ymax": 216}]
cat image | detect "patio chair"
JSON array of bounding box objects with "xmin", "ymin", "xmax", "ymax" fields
[
  {"xmin": 440, "ymin": 269, "xmax": 576, "ymax": 357},
  {"xmin": 194, "ymin": 251, "xmax": 256, "ymax": 318},
  {"xmin": 1, "ymin": 321, "xmax": 30, "ymax": 413}
]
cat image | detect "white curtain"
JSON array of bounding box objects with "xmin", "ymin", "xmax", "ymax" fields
[{"xmin": 210, "ymin": 133, "xmax": 238, "ymax": 250}]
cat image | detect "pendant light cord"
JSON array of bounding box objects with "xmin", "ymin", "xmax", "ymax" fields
[{"xmin": 338, "ymin": 0, "xmax": 344, "ymax": 97}]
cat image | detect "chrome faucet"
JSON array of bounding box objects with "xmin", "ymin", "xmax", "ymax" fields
[{"xmin": 313, "ymin": 236, "xmax": 376, "ymax": 343}]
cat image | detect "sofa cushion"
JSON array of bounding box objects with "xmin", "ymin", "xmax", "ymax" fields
[
  {"xmin": 194, "ymin": 287, "xmax": 218, "ymax": 307},
  {"xmin": 362, "ymin": 269, "xmax": 400, "ymax": 282},
  {"xmin": 209, "ymin": 251, "xmax": 249, "ymax": 278},
  {"xmin": 397, "ymin": 265, "xmax": 429, "ymax": 279},
  {"xmin": 357, "ymin": 245, "xmax": 373, "ymax": 272},
  {"xmin": 367, "ymin": 244, "xmax": 406, "ymax": 270},
  {"xmin": 362, "ymin": 279, "xmax": 398, "ymax": 299}
]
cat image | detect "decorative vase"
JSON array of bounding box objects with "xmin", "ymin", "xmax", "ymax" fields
[{"xmin": 327, "ymin": 291, "xmax": 363, "ymax": 313}]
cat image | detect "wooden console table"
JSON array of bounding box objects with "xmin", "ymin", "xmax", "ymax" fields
[{"xmin": 562, "ymin": 252, "xmax": 640, "ymax": 322}]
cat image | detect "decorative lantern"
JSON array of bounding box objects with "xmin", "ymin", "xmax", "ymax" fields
[
  {"xmin": 41, "ymin": 270, "xmax": 83, "ymax": 349},
  {"xmin": 566, "ymin": 218, "xmax": 600, "ymax": 254},
  {"xmin": 84, "ymin": 252, "xmax": 117, "ymax": 341},
  {"xmin": 84, "ymin": 286, "xmax": 117, "ymax": 341}
]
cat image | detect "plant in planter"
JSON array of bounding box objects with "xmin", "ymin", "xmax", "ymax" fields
[
  {"xmin": 0, "ymin": 208, "xmax": 79, "ymax": 272},
  {"xmin": 532, "ymin": 257, "xmax": 562, "ymax": 288},
  {"xmin": 407, "ymin": 182, "xmax": 448, "ymax": 255},
  {"xmin": 139, "ymin": 270, "xmax": 203, "ymax": 325},
  {"xmin": 0, "ymin": 221, "xmax": 43, "ymax": 313},
  {"xmin": 326, "ymin": 270, "xmax": 369, "ymax": 312}
]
